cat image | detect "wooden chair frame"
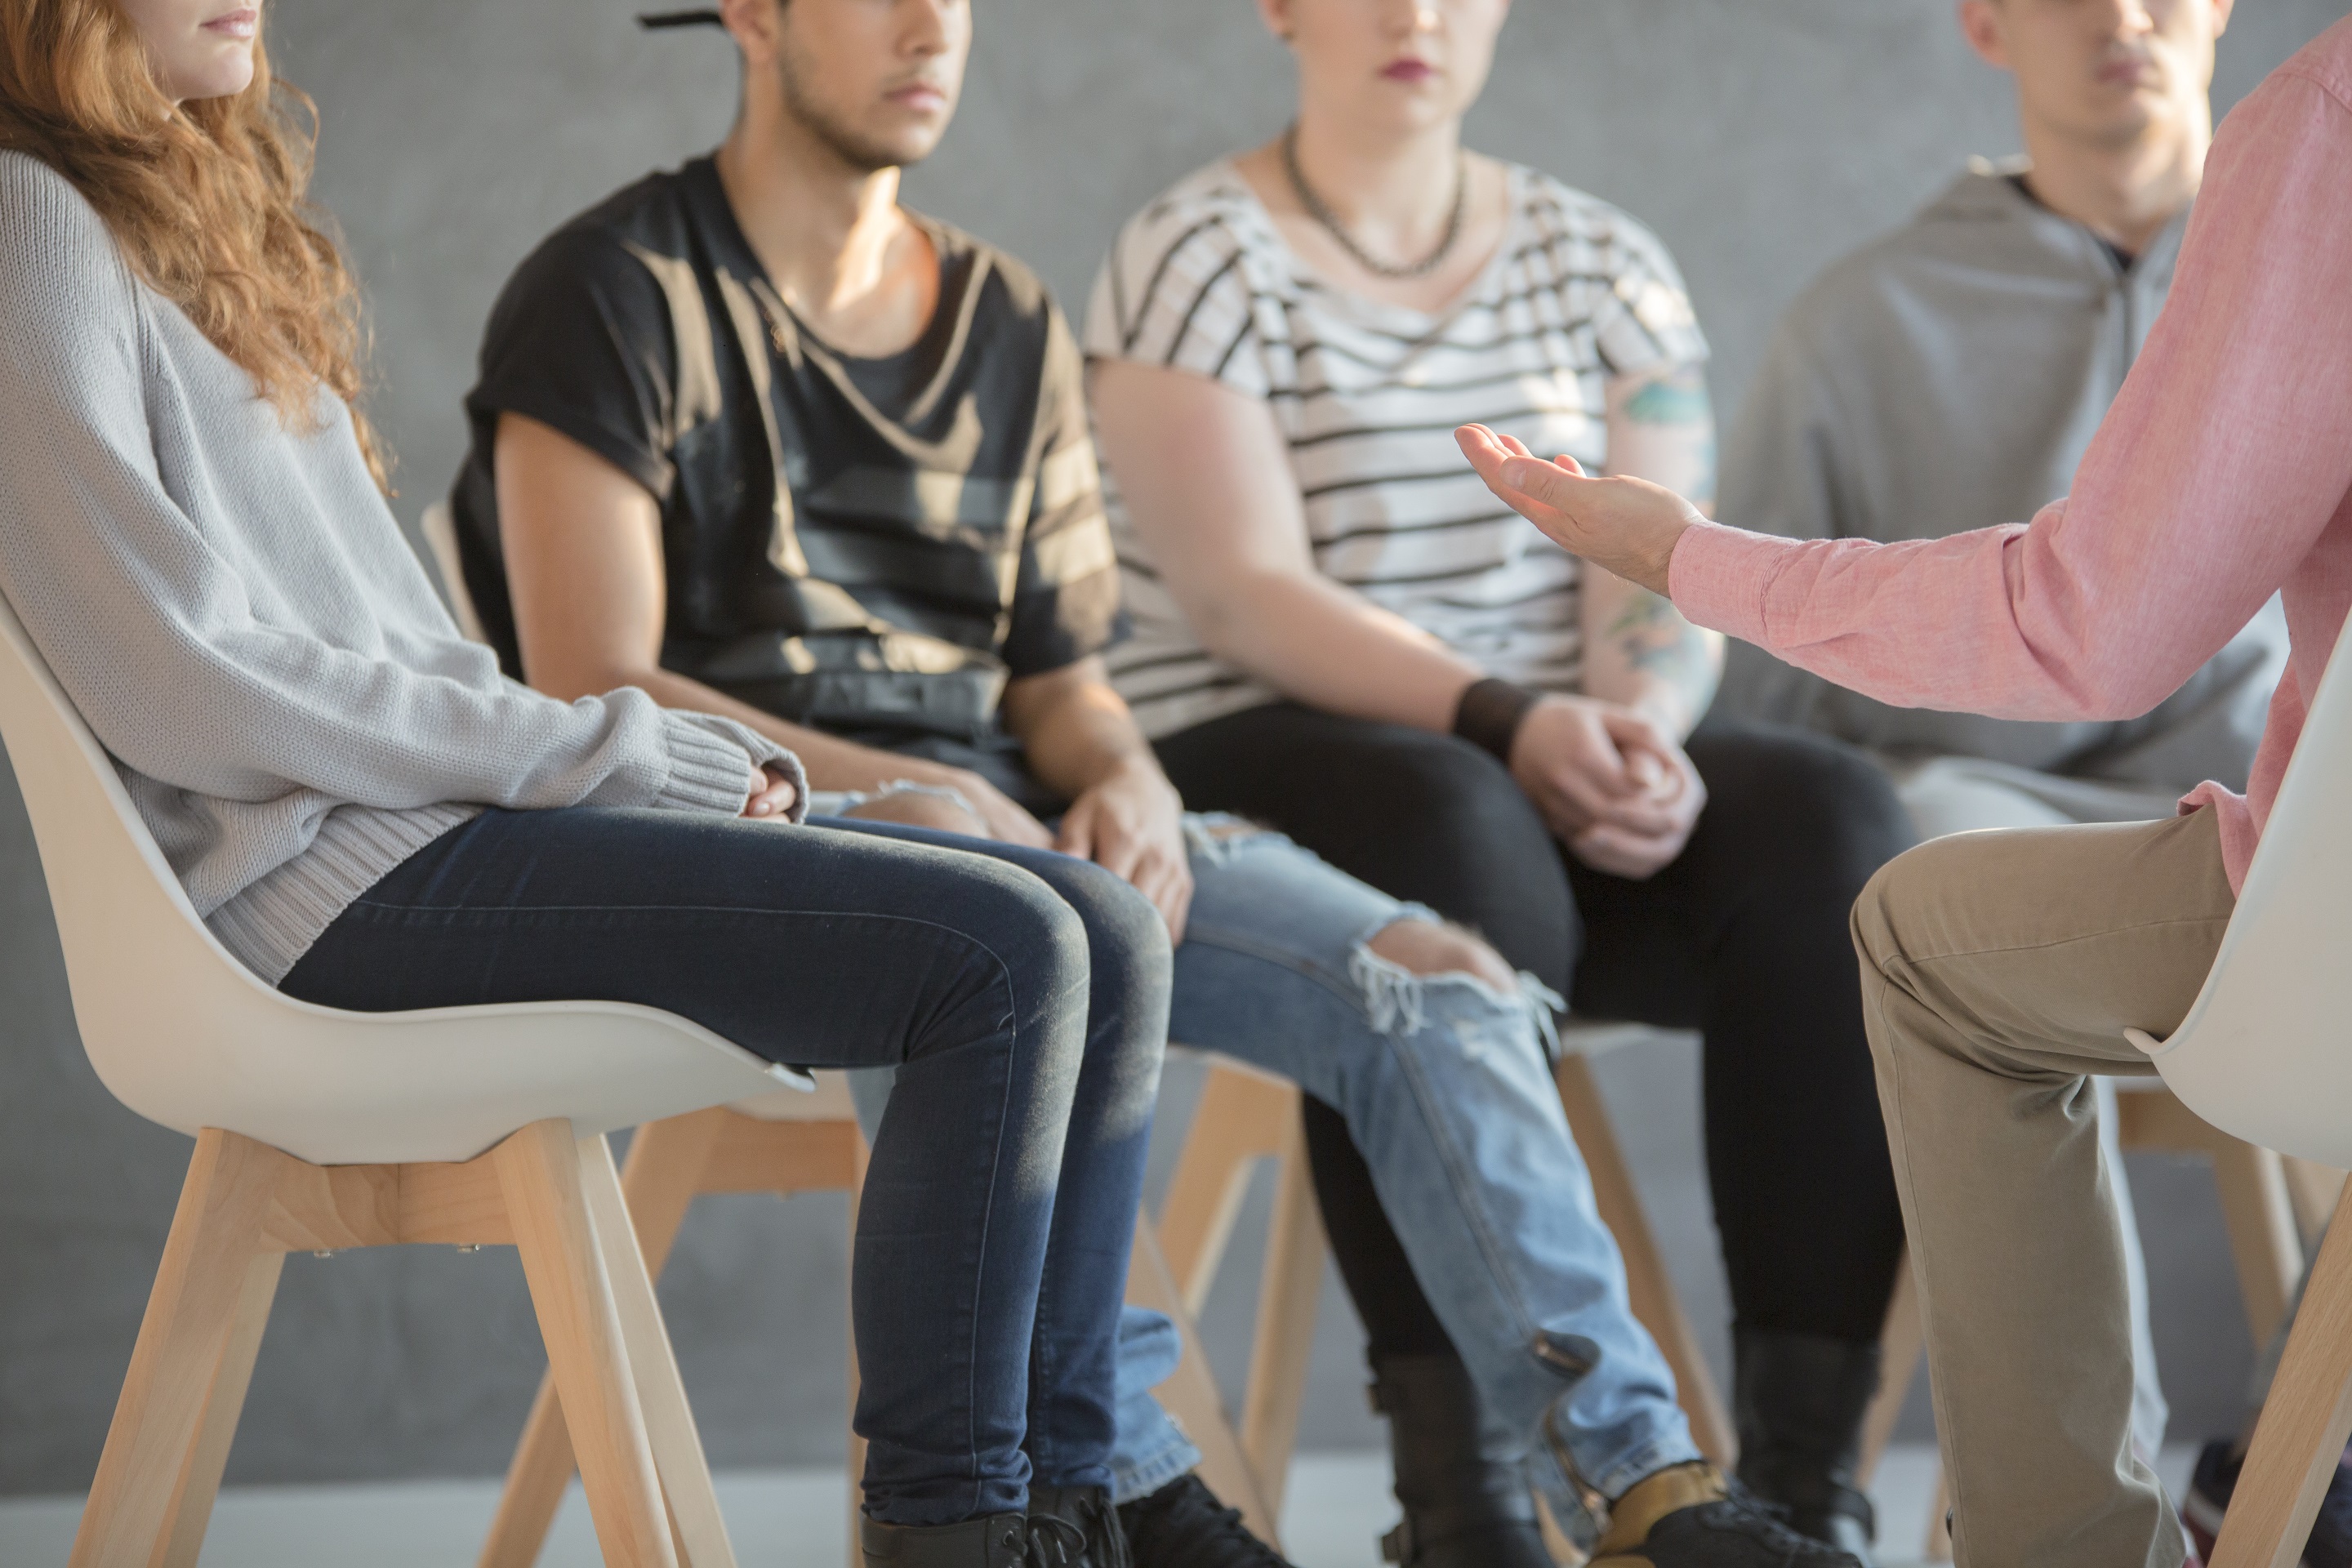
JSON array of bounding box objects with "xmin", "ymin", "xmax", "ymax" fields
[
  {"xmin": 481, "ymin": 1074, "xmax": 1283, "ymax": 1568},
  {"xmin": 1856, "ymin": 1084, "xmax": 2332, "ymax": 1561},
  {"xmin": 2212, "ymin": 1175, "xmax": 2352, "ymax": 1568},
  {"xmin": 481, "ymin": 1028, "xmax": 1746, "ymax": 1568},
  {"xmin": 75, "ymin": 1120, "xmax": 721, "ymax": 1568}
]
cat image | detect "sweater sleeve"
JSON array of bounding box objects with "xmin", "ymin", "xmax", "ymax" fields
[
  {"xmin": 0, "ymin": 163, "xmax": 801, "ymax": 823},
  {"xmin": 1671, "ymin": 72, "xmax": 2352, "ymax": 724}
]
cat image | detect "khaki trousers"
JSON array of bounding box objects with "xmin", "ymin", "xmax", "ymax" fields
[{"xmin": 1851, "ymin": 808, "xmax": 2238, "ymax": 1568}]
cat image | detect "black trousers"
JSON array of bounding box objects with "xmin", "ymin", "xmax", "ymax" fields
[{"xmin": 1156, "ymin": 705, "xmax": 1914, "ymax": 1352}]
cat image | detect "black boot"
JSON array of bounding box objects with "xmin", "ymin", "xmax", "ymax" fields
[
  {"xmin": 861, "ymin": 1513, "xmax": 1032, "ymax": 1568},
  {"xmin": 1731, "ymin": 1328, "xmax": 1881, "ymax": 1565},
  {"xmin": 1370, "ymin": 1352, "xmax": 1554, "ymax": 1568},
  {"xmin": 1029, "ymin": 1483, "xmax": 1131, "ymax": 1568}
]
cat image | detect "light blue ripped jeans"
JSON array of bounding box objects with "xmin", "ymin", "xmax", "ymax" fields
[{"xmin": 856, "ymin": 815, "xmax": 1698, "ymax": 1545}]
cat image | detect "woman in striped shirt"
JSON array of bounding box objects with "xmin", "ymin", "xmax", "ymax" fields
[{"xmin": 1086, "ymin": 2, "xmax": 1913, "ymax": 1562}]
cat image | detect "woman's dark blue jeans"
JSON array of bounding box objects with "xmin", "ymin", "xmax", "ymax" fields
[{"xmin": 279, "ymin": 807, "xmax": 1172, "ymax": 1526}]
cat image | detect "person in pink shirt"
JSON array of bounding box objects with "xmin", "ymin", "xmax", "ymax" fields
[{"xmin": 1457, "ymin": 17, "xmax": 2352, "ymax": 1568}]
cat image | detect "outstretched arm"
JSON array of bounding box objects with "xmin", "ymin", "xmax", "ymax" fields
[{"xmin": 1459, "ymin": 65, "xmax": 2352, "ymax": 729}]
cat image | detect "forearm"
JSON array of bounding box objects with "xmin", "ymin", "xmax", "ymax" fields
[
  {"xmin": 556, "ymin": 658, "xmax": 946, "ymax": 795},
  {"xmin": 1013, "ymin": 676, "xmax": 1161, "ymax": 800},
  {"xmin": 1579, "ymin": 569, "xmax": 1724, "ymax": 737},
  {"xmin": 1188, "ymin": 568, "xmax": 1483, "ymax": 732}
]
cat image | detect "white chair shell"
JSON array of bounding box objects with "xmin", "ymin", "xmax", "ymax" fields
[{"xmin": 0, "ymin": 586, "xmax": 807, "ymax": 1169}]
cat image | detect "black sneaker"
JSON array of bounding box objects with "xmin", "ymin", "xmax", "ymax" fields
[
  {"xmin": 1588, "ymin": 1463, "xmax": 1863, "ymax": 1567},
  {"xmin": 1116, "ymin": 1473, "xmax": 1296, "ymax": 1568},
  {"xmin": 1030, "ymin": 1484, "xmax": 1131, "ymax": 1568},
  {"xmin": 2184, "ymin": 1436, "xmax": 2352, "ymax": 1568}
]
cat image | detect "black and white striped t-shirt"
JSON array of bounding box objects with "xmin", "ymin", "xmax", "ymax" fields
[{"xmin": 1083, "ymin": 160, "xmax": 1709, "ymax": 739}]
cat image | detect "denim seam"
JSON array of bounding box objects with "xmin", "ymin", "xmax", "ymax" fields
[
  {"xmin": 1373, "ymin": 967, "xmax": 1675, "ymax": 1517},
  {"xmin": 1383, "ymin": 1022, "xmax": 1551, "ymax": 1358}
]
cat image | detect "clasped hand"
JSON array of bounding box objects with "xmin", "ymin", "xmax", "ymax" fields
[{"xmin": 1513, "ymin": 696, "xmax": 1704, "ymax": 880}]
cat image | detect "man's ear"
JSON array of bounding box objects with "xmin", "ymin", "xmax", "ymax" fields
[
  {"xmin": 720, "ymin": 0, "xmax": 783, "ymax": 67},
  {"xmin": 1957, "ymin": 0, "xmax": 2012, "ymax": 71},
  {"xmin": 1255, "ymin": 0, "xmax": 1295, "ymax": 45},
  {"xmin": 2208, "ymin": 0, "xmax": 2236, "ymax": 42}
]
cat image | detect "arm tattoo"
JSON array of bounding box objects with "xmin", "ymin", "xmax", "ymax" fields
[
  {"xmin": 1608, "ymin": 590, "xmax": 1717, "ymax": 696},
  {"xmin": 1621, "ymin": 367, "xmax": 1710, "ymax": 426}
]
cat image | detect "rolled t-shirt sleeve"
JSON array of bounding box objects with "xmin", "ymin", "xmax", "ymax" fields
[
  {"xmin": 1083, "ymin": 194, "xmax": 1273, "ymax": 399},
  {"xmin": 1007, "ymin": 308, "xmax": 1125, "ymax": 675},
  {"xmin": 1590, "ymin": 210, "xmax": 1710, "ymax": 377},
  {"xmin": 465, "ymin": 228, "xmax": 682, "ymax": 500}
]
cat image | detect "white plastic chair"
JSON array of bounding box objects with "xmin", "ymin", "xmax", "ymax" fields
[
  {"xmin": 2128, "ymin": 604, "xmax": 2352, "ymax": 1568},
  {"xmin": 0, "ymin": 585, "xmax": 808, "ymax": 1568}
]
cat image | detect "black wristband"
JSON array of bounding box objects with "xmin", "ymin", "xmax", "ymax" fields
[{"xmin": 1452, "ymin": 677, "xmax": 1541, "ymax": 764}]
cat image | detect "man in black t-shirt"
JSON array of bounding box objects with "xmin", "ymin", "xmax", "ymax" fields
[
  {"xmin": 452, "ymin": 163, "xmax": 1121, "ymax": 812},
  {"xmin": 456, "ymin": 6, "xmax": 1867, "ymax": 1568}
]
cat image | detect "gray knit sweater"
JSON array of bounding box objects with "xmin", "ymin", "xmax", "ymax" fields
[{"xmin": 0, "ymin": 152, "xmax": 804, "ymax": 983}]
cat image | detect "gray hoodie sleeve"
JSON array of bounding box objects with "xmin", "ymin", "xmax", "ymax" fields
[
  {"xmin": 0, "ymin": 167, "xmax": 803, "ymax": 824},
  {"xmin": 1710, "ymin": 322, "xmax": 1851, "ymax": 731}
]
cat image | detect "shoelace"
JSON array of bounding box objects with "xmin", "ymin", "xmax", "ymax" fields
[
  {"xmin": 1026, "ymin": 1514, "xmax": 1089, "ymax": 1568},
  {"xmin": 1147, "ymin": 1486, "xmax": 1281, "ymax": 1566}
]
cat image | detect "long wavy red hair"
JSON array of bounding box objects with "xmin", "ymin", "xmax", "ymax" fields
[{"xmin": 0, "ymin": 0, "xmax": 387, "ymax": 487}]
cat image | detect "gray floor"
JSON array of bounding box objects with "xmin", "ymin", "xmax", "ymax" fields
[{"xmin": 0, "ymin": 1444, "xmax": 2198, "ymax": 1568}]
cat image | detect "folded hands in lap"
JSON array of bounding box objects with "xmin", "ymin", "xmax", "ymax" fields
[{"xmin": 1512, "ymin": 696, "xmax": 1704, "ymax": 880}]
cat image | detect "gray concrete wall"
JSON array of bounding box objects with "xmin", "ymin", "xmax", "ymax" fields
[{"xmin": 2, "ymin": 0, "xmax": 2344, "ymax": 1495}]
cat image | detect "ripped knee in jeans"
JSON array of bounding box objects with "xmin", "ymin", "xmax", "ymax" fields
[
  {"xmin": 1349, "ymin": 910, "xmax": 1565, "ymax": 1049},
  {"xmin": 1181, "ymin": 812, "xmax": 1277, "ymax": 865}
]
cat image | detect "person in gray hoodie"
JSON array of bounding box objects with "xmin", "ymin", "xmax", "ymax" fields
[{"xmin": 1714, "ymin": 0, "xmax": 2288, "ymax": 1540}]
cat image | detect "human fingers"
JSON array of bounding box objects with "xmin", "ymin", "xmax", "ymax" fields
[
  {"xmin": 1091, "ymin": 808, "xmax": 1149, "ymax": 884},
  {"xmin": 742, "ymin": 763, "xmax": 798, "ymax": 819},
  {"xmin": 1135, "ymin": 851, "xmax": 1195, "ymax": 945},
  {"xmin": 1054, "ymin": 794, "xmax": 1098, "ymax": 861},
  {"xmin": 966, "ymin": 777, "xmax": 1054, "ymax": 848},
  {"xmin": 1579, "ymin": 787, "xmax": 1685, "ymax": 839},
  {"xmin": 1571, "ymin": 821, "xmax": 1684, "ymax": 880}
]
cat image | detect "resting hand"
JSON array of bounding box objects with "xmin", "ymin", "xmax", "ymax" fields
[
  {"xmin": 843, "ymin": 788, "xmax": 994, "ymax": 839},
  {"xmin": 847, "ymin": 764, "xmax": 1053, "ymax": 848},
  {"xmin": 1455, "ymin": 424, "xmax": 1704, "ymax": 596},
  {"xmin": 1058, "ymin": 763, "xmax": 1195, "ymax": 944},
  {"xmin": 1512, "ymin": 697, "xmax": 1705, "ymax": 879},
  {"xmin": 741, "ymin": 763, "xmax": 800, "ymax": 820}
]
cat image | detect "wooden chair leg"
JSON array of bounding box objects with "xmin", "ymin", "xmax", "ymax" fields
[
  {"xmin": 1129, "ymin": 1218, "xmax": 1282, "ymax": 1548},
  {"xmin": 1553, "ymin": 1054, "xmax": 1737, "ymax": 1466},
  {"xmin": 2285, "ymin": 1160, "xmax": 2349, "ymax": 1257},
  {"xmin": 480, "ymin": 1111, "xmax": 728, "ymax": 1568},
  {"xmin": 2210, "ymin": 1138, "xmax": 2305, "ymax": 1351},
  {"xmin": 1856, "ymin": 1248, "xmax": 1922, "ymax": 1490},
  {"xmin": 158, "ymin": 1250, "xmax": 285, "ymax": 1568},
  {"xmin": 1160, "ymin": 1063, "xmax": 1295, "ymax": 1312},
  {"xmin": 71, "ymin": 1129, "xmax": 283, "ymax": 1568},
  {"xmin": 1239, "ymin": 1122, "xmax": 1325, "ymax": 1521},
  {"xmin": 2212, "ymin": 1184, "xmax": 2352, "ymax": 1568},
  {"xmin": 579, "ymin": 1134, "xmax": 738, "ymax": 1568},
  {"xmin": 496, "ymin": 1119, "xmax": 677, "ymax": 1568}
]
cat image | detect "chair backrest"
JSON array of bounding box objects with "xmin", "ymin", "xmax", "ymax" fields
[
  {"xmin": 0, "ymin": 588, "xmax": 802, "ymax": 1165},
  {"xmin": 2149, "ymin": 603, "xmax": 2352, "ymax": 1167}
]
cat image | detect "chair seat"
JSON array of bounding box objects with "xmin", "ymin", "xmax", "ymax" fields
[{"xmin": 96, "ymin": 991, "xmax": 812, "ymax": 1168}]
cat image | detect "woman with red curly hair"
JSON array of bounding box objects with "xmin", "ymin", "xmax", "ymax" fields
[{"xmin": 0, "ymin": 6, "xmax": 1171, "ymax": 1561}]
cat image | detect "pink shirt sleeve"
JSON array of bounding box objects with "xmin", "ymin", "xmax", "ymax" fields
[{"xmin": 1672, "ymin": 69, "xmax": 2352, "ymax": 724}]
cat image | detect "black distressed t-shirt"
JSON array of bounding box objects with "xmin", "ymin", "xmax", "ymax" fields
[{"xmin": 451, "ymin": 156, "xmax": 1122, "ymax": 751}]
